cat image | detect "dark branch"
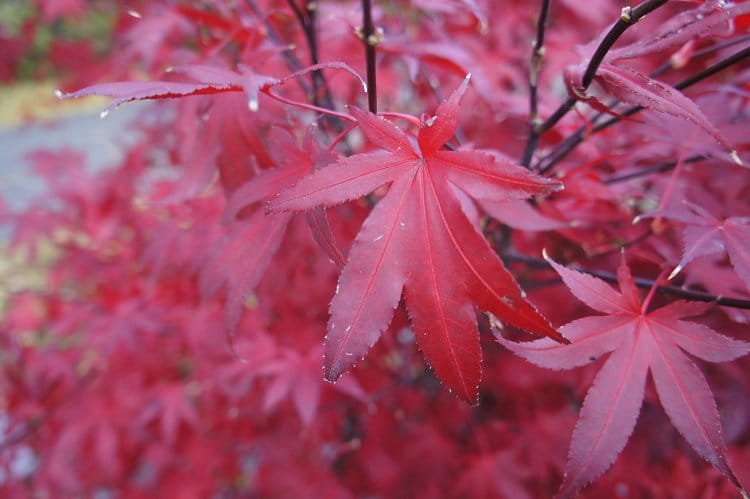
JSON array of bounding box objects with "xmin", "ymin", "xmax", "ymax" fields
[
  {"xmin": 361, "ymin": 0, "xmax": 378, "ymax": 113},
  {"xmin": 505, "ymin": 252, "xmax": 750, "ymax": 310},
  {"xmin": 650, "ymin": 33, "xmax": 750, "ymax": 79},
  {"xmin": 245, "ymin": 0, "xmax": 309, "ymax": 94},
  {"xmin": 521, "ymin": 0, "xmax": 552, "ymax": 167},
  {"xmin": 604, "ymin": 155, "xmax": 704, "ymax": 184},
  {"xmin": 672, "ymin": 44, "xmax": 750, "ymax": 91},
  {"xmin": 285, "ymin": 0, "xmax": 308, "ymax": 30},
  {"xmin": 282, "ymin": 0, "xmax": 346, "ymax": 135}
]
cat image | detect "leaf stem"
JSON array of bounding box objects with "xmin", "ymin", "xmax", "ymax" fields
[
  {"xmin": 262, "ymin": 88, "xmax": 356, "ymax": 123},
  {"xmin": 327, "ymin": 122, "xmax": 360, "ymax": 151},
  {"xmin": 641, "ymin": 269, "xmax": 667, "ymax": 313},
  {"xmin": 377, "ymin": 111, "xmax": 422, "ymax": 127}
]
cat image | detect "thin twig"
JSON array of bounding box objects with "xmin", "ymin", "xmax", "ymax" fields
[
  {"xmin": 521, "ymin": 0, "xmax": 552, "ymax": 168},
  {"xmin": 672, "ymin": 44, "xmax": 750, "ymax": 91},
  {"xmin": 604, "ymin": 155, "xmax": 704, "ymax": 184},
  {"xmin": 283, "ymin": 0, "xmax": 347, "ymax": 136},
  {"xmin": 244, "ymin": 0, "xmax": 309, "ymax": 94},
  {"xmin": 505, "ymin": 252, "xmax": 750, "ymax": 310},
  {"xmin": 586, "ymin": 229, "xmax": 654, "ymax": 258},
  {"xmin": 361, "ymin": 0, "xmax": 378, "ymax": 113}
]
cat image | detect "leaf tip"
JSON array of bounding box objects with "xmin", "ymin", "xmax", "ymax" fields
[
  {"xmin": 730, "ymin": 150, "xmax": 745, "ymax": 167},
  {"xmin": 323, "ymin": 367, "xmax": 341, "ymax": 384},
  {"xmin": 100, "ymin": 109, "xmax": 110, "ymax": 120},
  {"xmin": 542, "ymin": 247, "xmax": 552, "ymax": 263},
  {"xmin": 53, "ymin": 88, "xmax": 64, "ymax": 99},
  {"xmin": 667, "ymin": 264, "xmax": 683, "ymax": 281}
]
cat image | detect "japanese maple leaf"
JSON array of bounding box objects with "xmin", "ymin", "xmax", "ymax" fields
[
  {"xmin": 638, "ymin": 201, "xmax": 750, "ymax": 291},
  {"xmin": 269, "ymin": 76, "xmax": 566, "ymax": 403},
  {"xmin": 497, "ymin": 253, "xmax": 749, "ymax": 498}
]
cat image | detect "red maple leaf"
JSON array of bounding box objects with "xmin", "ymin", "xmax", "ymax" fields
[
  {"xmin": 269, "ymin": 77, "xmax": 566, "ymax": 403},
  {"xmin": 497, "ymin": 253, "xmax": 749, "ymax": 498}
]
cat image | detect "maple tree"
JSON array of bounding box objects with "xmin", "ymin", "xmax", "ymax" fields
[{"xmin": 2, "ymin": 0, "xmax": 750, "ymax": 497}]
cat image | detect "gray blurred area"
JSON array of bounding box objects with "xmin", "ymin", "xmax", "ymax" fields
[{"xmin": 0, "ymin": 105, "xmax": 140, "ymax": 212}]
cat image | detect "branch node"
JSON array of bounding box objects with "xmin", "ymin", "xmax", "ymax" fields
[
  {"xmin": 356, "ymin": 26, "xmax": 384, "ymax": 46},
  {"xmin": 620, "ymin": 6, "xmax": 633, "ymax": 23}
]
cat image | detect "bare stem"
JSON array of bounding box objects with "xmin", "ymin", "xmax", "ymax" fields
[
  {"xmin": 245, "ymin": 0, "xmax": 308, "ymax": 94},
  {"xmin": 604, "ymin": 155, "xmax": 704, "ymax": 184},
  {"xmin": 283, "ymin": 0, "xmax": 348, "ymax": 136},
  {"xmin": 361, "ymin": 0, "xmax": 378, "ymax": 113},
  {"xmin": 521, "ymin": 0, "xmax": 552, "ymax": 168}
]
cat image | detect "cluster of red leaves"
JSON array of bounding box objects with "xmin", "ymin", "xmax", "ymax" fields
[{"xmin": 3, "ymin": 0, "xmax": 750, "ymax": 497}]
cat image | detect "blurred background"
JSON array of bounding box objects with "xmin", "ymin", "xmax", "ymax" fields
[{"xmin": 0, "ymin": 0, "xmax": 136, "ymax": 212}]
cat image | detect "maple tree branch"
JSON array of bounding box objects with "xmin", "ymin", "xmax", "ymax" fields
[
  {"xmin": 283, "ymin": 0, "xmax": 348, "ymax": 136},
  {"xmin": 585, "ymin": 229, "xmax": 654, "ymax": 258},
  {"xmin": 672, "ymin": 44, "xmax": 750, "ymax": 91},
  {"xmin": 505, "ymin": 252, "xmax": 750, "ymax": 310},
  {"xmin": 532, "ymin": 0, "xmax": 668, "ymax": 139},
  {"xmin": 286, "ymin": 0, "xmax": 308, "ymax": 30},
  {"xmin": 604, "ymin": 155, "xmax": 704, "ymax": 184},
  {"xmin": 537, "ymin": 44, "xmax": 750, "ymax": 174},
  {"xmin": 244, "ymin": 0, "xmax": 309, "ymax": 95},
  {"xmin": 361, "ymin": 0, "xmax": 379, "ymax": 113},
  {"xmin": 521, "ymin": 0, "xmax": 552, "ymax": 168}
]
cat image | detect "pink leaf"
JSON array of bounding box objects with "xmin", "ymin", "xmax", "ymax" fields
[
  {"xmin": 557, "ymin": 335, "xmax": 650, "ymax": 498},
  {"xmin": 596, "ymin": 64, "xmax": 735, "ymax": 152}
]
